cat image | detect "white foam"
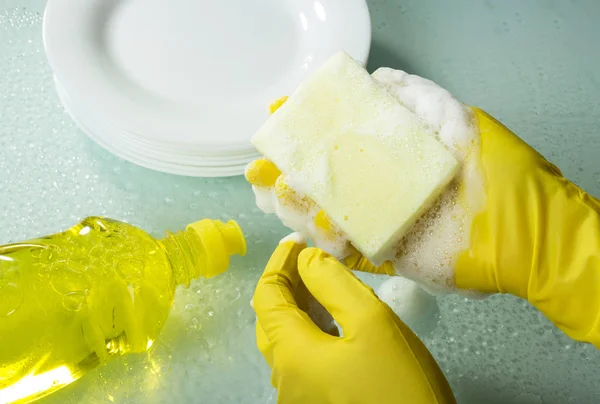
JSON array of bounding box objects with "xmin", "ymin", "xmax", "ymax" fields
[
  {"xmin": 373, "ymin": 68, "xmax": 485, "ymax": 294},
  {"xmin": 251, "ymin": 67, "xmax": 485, "ymax": 294},
  {"xmin": 251, "ymin": 185, "xmax": 276, "ymax": 214},
  {"xmin": 377, "ymin": 277, "xmax": 439, "ymax": 335},
  {"xmin": 372, "ymin": 68, "xmax": 478, "ymax": 161},
  {"xmin": 279, "ymin": 232, "xmax": 306, "ymax": 245},
  {"xmin": 305, "ymin": 218, "xmax": 351, "ymax": 259},
  {"xmin": 273, "ymin": 193, "xmax": 316, "ymax": 236}
]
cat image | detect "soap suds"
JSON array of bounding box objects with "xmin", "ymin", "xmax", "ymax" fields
[
  {"xmin": 251, "ymin": 68, "xmax": 485, "ymax": 294},
  {"xmin": 252, "ymin": 185, "xmax": 276, "ymax": 214},
  {"xmin": 279, "ymin": 232, "xmax": 306, "ymax": 245},
  {"xmin": 374, "ymin": 68, "xmax": 485, "ymax": 295},
  {"xmin": 373, "ymin": 68, "xmax": 478, "ymax": 162},
  {"xmin": 377, "ymin": 277, "xmax": 439, "ymax": 336}
]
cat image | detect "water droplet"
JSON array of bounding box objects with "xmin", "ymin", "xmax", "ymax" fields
[
  {"xmin": 189, "ymin": 317, "xmax": 200, "ymax": 330},
  {"xmin": 228, "ymin": 289, "xmax": 241, "ymax": 303}
]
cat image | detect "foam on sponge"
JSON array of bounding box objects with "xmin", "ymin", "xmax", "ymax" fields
[{"xmin": 252, "ymin": 51, "xmax": 459, "ymax": 263}]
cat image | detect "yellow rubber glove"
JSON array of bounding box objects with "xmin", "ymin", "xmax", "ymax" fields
[
  {"xmin": 348, "ymin": 107, "xmax": 600, "ymax": 347},
  {"xmin": 248, "ymin": 99, "xmax": 600, "ymax": 347},
  {"xmin": 454, "ymin": 108, "xmax": 600, "ymax": 347},
  {"xmin": 253, "ymin": 241, "xmax": 456, "ymax": 404}
]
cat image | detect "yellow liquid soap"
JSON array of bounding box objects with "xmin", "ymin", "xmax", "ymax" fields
[{"xmin": 0, "ymin": 216, "xmax": 246, "ymax": 404}]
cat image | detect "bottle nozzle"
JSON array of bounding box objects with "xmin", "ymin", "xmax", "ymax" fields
[
  {"xmin": 215, "ymin": 220, "xmax": 247, "ymax": 257},
  {"xmin": 186, "ymin": 219, "xmax": 246, "ymax": 278}
]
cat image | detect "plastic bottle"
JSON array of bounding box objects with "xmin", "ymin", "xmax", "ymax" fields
[{"xmin": 0, "ymin": 216, "xmax": 246, "ymax": 404}]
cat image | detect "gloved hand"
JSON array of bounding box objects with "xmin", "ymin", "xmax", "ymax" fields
[
  {"xmin": 247, "ymin": 98, "xmax": 600, "ymax": 347},
  {"xmin": 350, "ymin": 107, "xmax": 600, "ymax": 347},
  {"xmin": 253, "ymin": 240, "xmax": 456, "ymax": 404},
  {"xmin": 454, "ymin": 108, "xmax": 600, "ymax": 346}
]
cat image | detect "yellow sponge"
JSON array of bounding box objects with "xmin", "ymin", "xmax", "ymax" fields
[{"xmin": 252, "ymin": 51, "xmax": 459, "ymax": 263}]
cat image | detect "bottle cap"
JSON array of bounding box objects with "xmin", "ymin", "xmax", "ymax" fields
[{"xmin": 186, "ymin": 219, "xmax": 246, "ymax": 278}]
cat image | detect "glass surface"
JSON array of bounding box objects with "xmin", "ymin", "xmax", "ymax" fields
[{"xmin": 1, "ymin": 0, "xmax": 599, "ymax": 402}]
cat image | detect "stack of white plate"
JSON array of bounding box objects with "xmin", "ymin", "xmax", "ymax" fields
[{"xmin": 42, "ymin": 0, "xmax": 371, "ymax": 177}]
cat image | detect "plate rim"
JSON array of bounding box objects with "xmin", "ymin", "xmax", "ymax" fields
[{"xmin": 43, "ymin": 0, "xmax": 372, "ymax": 150}]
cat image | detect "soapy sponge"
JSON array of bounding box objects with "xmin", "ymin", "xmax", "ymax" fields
[{"xmin": 252, "ymin": 51, "xmax": 459, "ymax": 263}]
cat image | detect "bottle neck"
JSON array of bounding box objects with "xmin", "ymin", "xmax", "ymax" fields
[{"xmin": 159, "ymin": 229, "xmax": 206, "ymax": 288}]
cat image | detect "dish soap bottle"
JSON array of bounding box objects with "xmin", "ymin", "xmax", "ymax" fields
[{"xmin": 0, "ymin": 216, "xmax": 246, "ymax": 404}]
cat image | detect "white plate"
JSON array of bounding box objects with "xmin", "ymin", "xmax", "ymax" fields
[
  {"xmin": 56, "ymin": 80, "xmax": 260, "ymax": 167},
  {"xmin": 55, "ymin": 80, "xmax": 254, "ymax": 175},
  {"xmin": 62, "ymin": 96, "xmax": 250, "ymax": 177},
  {"xmin": 43, "ymin": 0, "xmax": 371, "ymax": 152}
]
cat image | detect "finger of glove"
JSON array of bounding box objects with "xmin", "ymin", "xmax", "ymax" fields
[
  {"xmin": 256, "ymin": 319, "xmax": 274, "ymax": 365},
  {"xmin": 344, "ymin": 246, "xmax": 396, "ymax": 275},
  {"xmin": 296, "ymin": 280, "xmax": 339, "ymax": 336},
  {"xmin": 253, "ymin": 241, "xmax": 318, "ymax": 343},
  {"xmin": 298, "ymin": 248, "xmax": 385, "ymax": 337}
]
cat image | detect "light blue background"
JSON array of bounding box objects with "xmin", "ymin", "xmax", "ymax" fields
[{"xmin": 1, "ymin": 1, "xmax": 599, "ymax": 403}]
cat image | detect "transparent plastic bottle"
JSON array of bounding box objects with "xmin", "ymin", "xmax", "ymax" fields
[{"xmin": 0, "ymin": 216, "xmax": 246, "ymax": 404}]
